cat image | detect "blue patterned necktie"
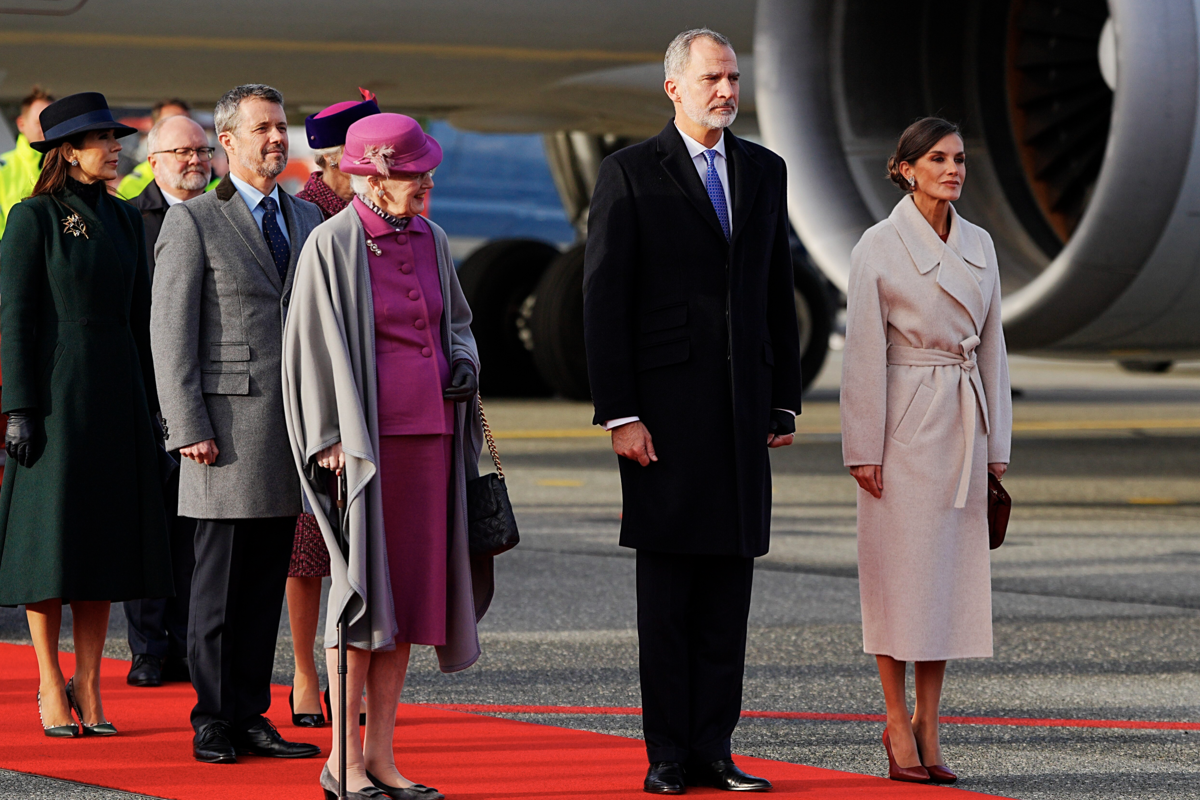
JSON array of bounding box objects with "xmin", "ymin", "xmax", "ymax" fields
[
  {"xmin": 259, "ymin": 196, "xmax": 290, "ymax": 281},
  {"xmin": 703, "ymin": 149, "xmax": 730, "ymax": 240}
]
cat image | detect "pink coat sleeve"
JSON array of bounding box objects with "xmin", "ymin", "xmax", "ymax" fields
[
  {"xmin": 840, "ymin": 230, "xmax": 889, "ymax": 467},
  {"xmin": 976, "ymin": 234, "xmax": 1012, "ymax": 464}
]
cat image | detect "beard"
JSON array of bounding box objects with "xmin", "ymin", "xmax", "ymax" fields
[
  {"xmin": 239, "ymin": 146, "xmax": 287, "ymax": 179},
  {"xmin": 682, "ymin": 92, "xmax": 738, "ymax": 130},
  {"xmin": 169, "ymin": 167, "xmax": 211, "ymax": 192}
]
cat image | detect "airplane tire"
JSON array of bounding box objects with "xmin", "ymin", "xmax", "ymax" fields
[
  {"xmin": 457, "ymin": 239, "xmax": 558, "ymax": 397},
  {"xmin": 529, "ymin": 243, "xmax": 591, "ymax": 401},
  {"xmin": 793, "ymin": 250, "xmax": 834, "ymax": 389}
]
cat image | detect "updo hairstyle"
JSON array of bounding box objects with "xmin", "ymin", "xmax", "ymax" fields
[{"xmin": 886, "ymin": 117, "xmax": 962, "ymax": 193}]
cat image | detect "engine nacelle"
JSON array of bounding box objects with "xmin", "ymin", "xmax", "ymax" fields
[{"xmin": 755, "ymin": 0, "xmax": 1200, "ymax": 357}]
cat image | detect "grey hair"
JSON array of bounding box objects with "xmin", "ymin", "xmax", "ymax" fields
[
  {"xmin": 213, "ymin": 84, "xmax": 284, "ymax": 136},
  {"xmin": 312, "ymin": 145, "xmax": 344, "ymax": 171},
  {"xmin": 664, "ymin": 28, "xmax": 733, "ymax": 81},
  {"xmin": 349, "ymin": 174, "xmax": 373, "ymax": 196}
]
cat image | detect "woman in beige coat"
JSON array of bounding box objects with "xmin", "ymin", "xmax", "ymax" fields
[{"xmin": 841, "ymin": 117, "xmax": 1012, "ymax": 784}]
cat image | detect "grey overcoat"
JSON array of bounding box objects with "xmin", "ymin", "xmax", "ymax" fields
[
  {"xmin": 282, "ymin": 205, "xmax": 491, "ymax": 668},
  {"xmin": 150, "ymin": 175, "xmax": 323, "ymax": 519},
  {"xmin": 841, "ymin": 195, "xmax": 1012, "ymax": 661}
]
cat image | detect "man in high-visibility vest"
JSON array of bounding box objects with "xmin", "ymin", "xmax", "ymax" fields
[
  {"xmin": 117, "ymin": 98, "xmax": 193, "ymax": 200},
  {"xmin": 0, "ymin": 86, "xmax": 55, "ymax": 240}
]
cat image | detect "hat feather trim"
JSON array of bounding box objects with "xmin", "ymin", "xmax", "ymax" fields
[{"xmin": 357, "ymin": 144, "xmax": 394, "ymax": 177}]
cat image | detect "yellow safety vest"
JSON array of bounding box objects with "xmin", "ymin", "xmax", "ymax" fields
[{"xmin": 0, "ymin": 135, "xmax": 44, "ymax": 240}]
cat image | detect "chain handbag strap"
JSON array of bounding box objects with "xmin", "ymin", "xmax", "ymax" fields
[{"xmin": 477, "ymin": 395, "xmax": 504, "ymax": 480}]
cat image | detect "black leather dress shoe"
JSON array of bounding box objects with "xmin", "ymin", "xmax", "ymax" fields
[
  {"xmin": 193, "ymin": 721, "xmax": 237, "ymax": 764},
  {"xmin": 686, "ymin": 759, "xmax": 772, "ymax": 792},
  {"xmin": 127, "ymin": 654, "xmax": 163, "ymax": 687},
  {"xmin": 234, "ymin": 718, "xmax": 321, "ymax": 758},
  {"xmin": 644, "ymin": 762, "xmax": 686, "ymax": 794}
]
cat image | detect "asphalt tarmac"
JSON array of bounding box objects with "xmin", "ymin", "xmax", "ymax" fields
[{"xmin": 2, "ymin": 352, "xmax": 1199, "ymax": 800}]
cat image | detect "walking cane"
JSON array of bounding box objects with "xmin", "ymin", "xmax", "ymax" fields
[{"xmin": 336, "ymin": 472, "xmax": 349, "ymax": 800}]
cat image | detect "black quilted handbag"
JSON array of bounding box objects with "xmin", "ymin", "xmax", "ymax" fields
[{"xmin": 466, "ymin": 397, "xmax": 520, "ymax": 558}]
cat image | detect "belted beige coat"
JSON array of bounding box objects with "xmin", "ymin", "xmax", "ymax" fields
[{"xmin": 841, "ymin": 195, "xmax": 1012, "ymax": 662}]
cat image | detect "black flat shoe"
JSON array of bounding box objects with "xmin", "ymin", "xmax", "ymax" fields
[
  {"xmin": 367, "ymin": 770, "xmax": 444, "ymax": 799},
  {"xmin": 127, "ymin": 654, "xmax": 163, "ymax": 687},
  {"xmin": 686, "ymin": 759, "xmax": 771, "ymax": 792},
  {"xmin": 193, "ymin": 720, "xmax": 237, "ymax": 764},
  {"xmin": 37, "ymin": 689, "xmax": 79, "ymax": 738},
  {"xmin": 65, "ymin": 677, "xmax": 117, "ymax": 736},
  {"xmin": 325, "ymin": 685, "xmax": 367, "ymax": 726},
  {"xmin": 320, "ymin": 765, "xmax": 387, "ymax": 799},
  {"xmin": 233, "ymin": 718, "xmax": 320, "ymax": 758},
  {"xmin": 644, "ymin": 761, "xmax": 686, "ymax": 794},
  {"xmin": 289, "ymin": 687, "xmax": 326, "ymax": 728}
]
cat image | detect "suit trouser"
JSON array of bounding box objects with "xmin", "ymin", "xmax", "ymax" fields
[
  {"xmin": 188, "ymin": 516, "xmax": 295, "ymax": 732},
  {"xmin": 636, "ymin": 550, "xmax": 755, "ymax": 765},
  {"xmin": 124, "ymin": 469, "xmax": 196, "ymax": 663}
]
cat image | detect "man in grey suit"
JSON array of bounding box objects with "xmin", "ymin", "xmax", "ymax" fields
[{"xmin": 152, "ymin": 84, "xmax": 324, "ymax": 765}]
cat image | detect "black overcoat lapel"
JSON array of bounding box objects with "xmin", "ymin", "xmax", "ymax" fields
[
  {"xmin": 656, "ymin": 122, "xmax": 727, "ymax": 241},
  {"xmin": 215, "ymin": 175, "xmax": 284, "ymax": 293},
  {"xmin": 278, "ymin": 191, "xmax": 304, "ymax": 297},
  {"xmin": 727, "ymin": 134, "xmax": 763, "ymax": 245}
]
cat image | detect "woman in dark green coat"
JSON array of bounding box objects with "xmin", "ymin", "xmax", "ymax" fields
[{"xmin": 0, "ymin": 93, "xmax": 171, "ymax": 738}]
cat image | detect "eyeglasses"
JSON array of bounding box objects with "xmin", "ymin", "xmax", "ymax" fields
[
  {"xmin": 151, "ymin": 147, "xmax": 216, "ymax": 162},
  {"xmin": 393, "ymin": 169, "xmax": 435, "ymax": 182}
]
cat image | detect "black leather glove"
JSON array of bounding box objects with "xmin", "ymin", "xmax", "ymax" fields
[
  {"xmin": 443, "ymin": 361, "xmax": 478, "ymax": 402},
  {"xmin": 768, "ymin": 408, "xmax": 796, "ymax": 436},
  {"xmin": 4, "ymin": 411, "xmax": 37, "ymax": 467}
]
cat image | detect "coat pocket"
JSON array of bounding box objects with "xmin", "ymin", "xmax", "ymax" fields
[
  {"xmin": 639, "ymin": 301, "xmax": 687, "ymax": 333},
  {"xmin": 201, "ymin": 369, "xmax": 250, "ymax": 395},
  {"xmin": 209, "ymin": 342, "xmax": 251, "ymax": 362},
  {"xmin": 635, "ymin": 337, "xmax": 689, "ymax": 371},
  {"xmin": 891, "ymin": 383, "xmax": 935, "ymax": 445}
]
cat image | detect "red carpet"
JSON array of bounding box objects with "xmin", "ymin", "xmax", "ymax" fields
[{"xmin": 0, "ymin": 644, "xmax": 1003, "ymax": 799}]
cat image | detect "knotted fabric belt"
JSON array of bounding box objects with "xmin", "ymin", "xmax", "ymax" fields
[{"xmin": 886, "ymin": 336, "xmax": 989, "ymax": 509}]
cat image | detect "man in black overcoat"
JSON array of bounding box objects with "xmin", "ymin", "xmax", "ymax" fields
[
  {"xmin": 583, "ymin": 28, "xmax": 803, "ymax": 794},
  {"xmin": 123, "ymin": 114, "xmax": 213, "ymax": 688}
]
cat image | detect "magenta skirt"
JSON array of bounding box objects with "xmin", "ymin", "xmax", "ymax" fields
[{"xmin": 379, "ymin": 434, "xmax": 452, "ymax": 646}]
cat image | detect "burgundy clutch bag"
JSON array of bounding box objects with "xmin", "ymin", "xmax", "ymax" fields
[{"xmin": 988, "ymin": 473, "xmax": 1011, "ymax": 549}]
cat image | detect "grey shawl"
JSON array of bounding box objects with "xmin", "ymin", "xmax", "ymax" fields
[{"xmin": 282, "ymin": 205, "xmax": 491, "ymax": 670}]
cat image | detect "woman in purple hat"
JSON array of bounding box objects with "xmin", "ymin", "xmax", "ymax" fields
[
  {"xmin": 282, "ymin": 113, "xmax": 494, "ymax": 800},
  {"xmin": 285, "ymin": 89, "xmax": 380, "ymax": 730}
]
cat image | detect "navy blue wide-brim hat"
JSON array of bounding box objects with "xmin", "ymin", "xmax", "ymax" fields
[
  {"xmin": 305, "ymin": 88, "xmax": 382, "ymax": 150},
  {"xmin": 32, "ymin": 92, "xmax": 139, "ymax": 153}
]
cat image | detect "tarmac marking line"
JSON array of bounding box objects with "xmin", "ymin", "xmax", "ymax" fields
[{"xmin": 422, "ymin": 703, "xmax": 1200, "ymax": 731}]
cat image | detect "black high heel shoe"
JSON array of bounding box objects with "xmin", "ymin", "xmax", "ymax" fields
[
  {"xmin": 289, "ymin": 687, "xmax": 326, "ymax": 728},
  {"xmin": 325, "ymin": 685, "xmax": 367, "ymax": 726},
  {"xmin": 66, "ymin": 677, "xmax": 117, "ymax": 736},
  {"xmin": 37, "ymin": 689, "xmax": 79, "ymax": 738}
]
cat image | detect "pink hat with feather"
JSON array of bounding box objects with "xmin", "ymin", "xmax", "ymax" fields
[{"xmin": 340, "ymin": 113, "xmax": 442, "ymax": 177}]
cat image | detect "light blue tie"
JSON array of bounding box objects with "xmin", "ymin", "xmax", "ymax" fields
[{"xmin": 703, "ymin": 149, "xmax": 730, "ymax": 241}]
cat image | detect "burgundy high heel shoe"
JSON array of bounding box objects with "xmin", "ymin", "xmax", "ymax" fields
[
  {"xmin": 912, "ymin": 735, "xmax": 958, "ymax": 784},
  {"xmin": 882, "ymin": 728, "xmax": 931, "ymax": 783}
]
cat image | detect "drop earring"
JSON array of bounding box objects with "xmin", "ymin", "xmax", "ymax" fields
[{"xmin": 907, "ymin": 175, "xmax": 916, "ymax": 188}]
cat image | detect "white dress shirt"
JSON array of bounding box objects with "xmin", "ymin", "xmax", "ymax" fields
[
  {"xmin": 228, "ymin": 171, "xmax": 291, "ymax": 247},
  {"xmin": 675, "ymin": 123, "xmax": 732, "ymax": 227},
  {"xmin": 161, "ymin": 186, "xmax": 186, "ymax": 206}
]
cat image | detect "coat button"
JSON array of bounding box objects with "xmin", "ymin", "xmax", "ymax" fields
[
  {"xmin": 397, "ymin": 234, "xmax": 408, "ymax": 244},
  {"xmin": 414, "ymin": 319, "xmax": 427, "ymax": 330},
  {"xmin": 79, "ymin": 317, "xmax": 88, "ymax": 325},
  {"xmin": 282, "ymin": 297, "xmax": 289, "ymax": 307},
  {"xmin": 400, "ymin": 265, "xmax": 412, "ymax": 274},
  {"xmin": 408, "ymin": 290, "xmax": 420, "ymax": 301},
  {"xmin": 421, "ymin": 346, "xmax": 432, "ymax": 358}
]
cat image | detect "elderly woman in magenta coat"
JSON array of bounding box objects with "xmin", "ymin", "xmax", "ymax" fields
[
  {"xmin": 283, "ymin": 113, "xmax": 491, "ymax": 800},
  {"xmin": 840, "ymin": 117, "xmax": 1012, "ymax": 785}
]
